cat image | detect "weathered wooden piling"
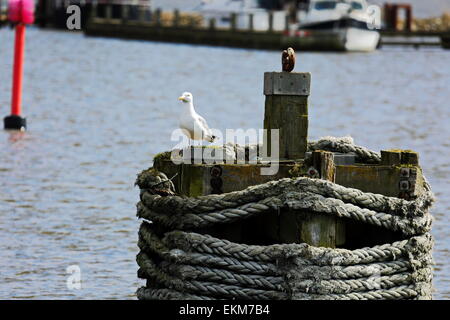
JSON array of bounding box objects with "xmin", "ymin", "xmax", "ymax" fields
[
  {"xmin": 263, "ymin": 71, "xmax": 310, "ymax": 160},
  {"xmin": 154, "ymin": 46, "xmax": 429, "ymax": 248},
  {"xmin": 298, "ymin": 151, "xmax": 345, "ymax": 247},
  {"xmin": 136, "ymin": 49, "xmax": 435, "ymax": 300},
  {"xmin": 153, "ymin": 54, "xmax": 346, "ymax": 247}
]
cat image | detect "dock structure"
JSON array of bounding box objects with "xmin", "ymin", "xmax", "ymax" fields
[
  {"xmin": 383, "ymin": 3, "xmax": 413, "ymax": 32},
  {"xmin": 134, "ymin": 50, "xmax": 434, "ymax": 300},
  {"xmin": 84, "ymin": 4, "xmax": 450, "ymax": 50},
  {"xmin": 34, "ymin": 0, "xmax": 152, "ymax": 29},
  {"xmin": 27, "ymin": 1, "xmax": 450, "ymax": 50},
  {"xmin": 85, "ymin": 4, "xmax": 306, "ymax": 51}
]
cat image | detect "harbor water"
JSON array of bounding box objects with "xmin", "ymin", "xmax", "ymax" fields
[{"xmin": 0, "ymin": 28, "xmax": 448, "ymax": 299}]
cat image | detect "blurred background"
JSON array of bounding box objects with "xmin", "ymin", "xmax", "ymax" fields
[{"xmin": 0, "ymin": 0, "xmax": 449, "ymax": 299}]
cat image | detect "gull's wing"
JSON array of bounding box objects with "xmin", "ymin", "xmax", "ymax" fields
[
  {"xmin": 196, "ymin": 114, "xmax": 211, "ymax": 133},
  {"xmin": 195, "ymin": 114, "xmax": 216, "ymax": 142}
]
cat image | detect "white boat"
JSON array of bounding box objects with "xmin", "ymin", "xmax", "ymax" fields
[
  {"xmin": 195, "ymin": 0, "xmax": 286, "ymax": 31},
  {"xmin": 296, "ymin": 0, "xmax": 381, "ymax": 52}
]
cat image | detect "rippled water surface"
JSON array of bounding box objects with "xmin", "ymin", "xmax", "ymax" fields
[{"xmin": 0, "ymin": 28, "xmax": 448, "ymax": 299}]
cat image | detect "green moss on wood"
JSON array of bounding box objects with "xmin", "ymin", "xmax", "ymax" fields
[
  {"xmin": 289, "ymin": 163, "xmax": 308, "ymax": 177},
  {"xmin": 153, "ymin": 151, "xmax": 172, "ymax": 170}
]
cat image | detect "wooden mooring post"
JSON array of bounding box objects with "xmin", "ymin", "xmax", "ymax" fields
[
  {"xmin": 152, "ymin": 49, "xmax": 427, "ymax": 249},
  {"xmin": 263, "ymin": 71, "xmax": 310, "ymax": 160},
  {"xmin": 297, "ymin": 151, "xmax": 345, "ymax": 247},
  {"xmin": 153, "ymin": 51, "xmax": 343, "ymax": 247}
]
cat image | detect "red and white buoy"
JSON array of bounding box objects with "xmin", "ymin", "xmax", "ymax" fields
[{"xmin": 3, "ymin": 0, "xmax": 34, "ymax": 130}]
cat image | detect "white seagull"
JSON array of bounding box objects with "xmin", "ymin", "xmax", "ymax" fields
[{"xmin": 178, "ymin": 92, "xmax": 216, "ymax": 144}]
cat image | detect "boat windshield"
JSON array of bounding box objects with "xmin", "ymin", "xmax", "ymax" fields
[
  {"xmin": 314, "ymin": 1, "xmax": 337, "ymax": 10},
  {"xmin": 351, "ymin": 1, "xmax": 364, "ymax": 10}
]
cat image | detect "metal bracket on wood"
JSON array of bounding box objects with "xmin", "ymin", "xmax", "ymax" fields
[{"xmin": 264, "ymin": 72, "xmax": 311, "ymax": 96}]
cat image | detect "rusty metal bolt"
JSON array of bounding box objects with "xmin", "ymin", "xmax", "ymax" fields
[
  {"xmin": 210, "ymin": 165, "xmax": 222, "ymax": 177},
  {"xmin": 400, "ymin": 168, "xmax": 410, "ymax": 178},
  {"xmin": 307, "ymin": 167, "xmax": 319, "ymax": 178},
  {"xmin": 399, "ymin": 180, "xmax": 410, "ymax": 191}
]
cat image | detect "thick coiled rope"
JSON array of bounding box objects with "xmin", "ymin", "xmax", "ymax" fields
[
  {"xmin": 135, "ymin": 137, "xmax": 435, "ymax": 300},
  {"xmin": 308, "ymin": 136, "xmax": 382, "ymax": 164}
]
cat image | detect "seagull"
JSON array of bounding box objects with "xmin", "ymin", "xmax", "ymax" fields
[{"xmin": 178, "ymin": 92, "xmax": 216, "ymax": 145}]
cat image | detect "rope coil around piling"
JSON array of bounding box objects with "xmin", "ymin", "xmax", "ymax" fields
[{"xmin": 135, "ymin": 137, "xmax": 435, "ymax": 300}]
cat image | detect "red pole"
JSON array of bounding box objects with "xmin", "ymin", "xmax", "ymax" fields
[{"xmin": 11, "ymin": 23, "xmax": 26, "ymax": 116}]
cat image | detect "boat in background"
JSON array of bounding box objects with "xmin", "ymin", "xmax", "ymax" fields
[{"xmin": 293, "ymin": 0, "xmax": 381, "ymax": 51}]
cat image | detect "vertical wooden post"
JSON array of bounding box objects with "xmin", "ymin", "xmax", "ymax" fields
[
  {"xmin": 405, "ymin": 6, "xmax": 412, "ymax": 32},
  {"xmin": 296, "ymin": 151, "xmax": 345, "ymax": 247},
  {"xmin": 263, "ymin": 72, "xmax": 310, "ymax": 160},
  {"xmin": 173, "ymin": 9, "xmax": 179, "ymax": 27},
  {"xmin": 312, "ymin": 151, "xmax": 335, "ymax": 181},
  {"xmin": 268, "ymin": 11, "xmax": 273, "ymax": 32},
  {"xmin": 393, "ymin": 5, "xmax": 399, "ymax": 30},
  {"xmin": 248, "ymin": 13, "xmax": 254, "ymax": 31},
  {"xmin": 230, "ymin": 12, "xmax": 237, "ymax": 31}
]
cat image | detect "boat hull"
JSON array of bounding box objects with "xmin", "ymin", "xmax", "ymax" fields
[
  {"xmin": 343, "ymin": 27, "xmax": 380, "ymax": 51},
  {"xmin": 294, "ymin": 18, "xmax": 381, "ymax": 52}
]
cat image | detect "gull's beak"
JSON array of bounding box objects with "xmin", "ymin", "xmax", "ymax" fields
[{"xmin": 178, "ymin": 96, "xmax": 186, "ymax": 102}]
